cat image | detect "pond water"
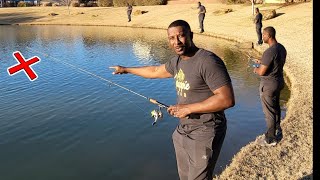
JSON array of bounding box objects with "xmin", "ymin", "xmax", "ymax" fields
[{"xmin": 0, "ymin": 25, "xmax": 290, "ymax": 180}]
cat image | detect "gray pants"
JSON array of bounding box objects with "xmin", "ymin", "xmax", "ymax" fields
[
  {"xmin": 127, "ymin": 10, "xmax": 132, "ymax": 21},
  {"xmin": 256, "ymin": 25, "xmax": 262, "ymax": 44},
  {"xmin": 172, "ymin": 124, "xmax": 226, "ymax": 180},
  {"xmin": 198, "ymin": 14, "xmax": 205, "ymax": 32},
  {"xmin": 259, "ymin": 81, "xmax": 284, "ymax": 143}
]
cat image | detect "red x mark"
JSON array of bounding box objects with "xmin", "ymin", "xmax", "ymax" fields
[{"xmin": 7, "ymin": 51, "xmax": 41, "ymax": 81}]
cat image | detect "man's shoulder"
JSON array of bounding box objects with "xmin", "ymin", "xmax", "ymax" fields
[
  {"xmin": 263, "ymin": 46, "xmax": 276, "ymax": 55},
  {"xmin": 269, "ymin": 43, "xmax": 286, "ymax": 51},
  {"xmin": 276, "ymin": 43, "xmax": 287, "ymax": 54},
  {"xmin": 277, "ymin": 43, "xmax": 286, "ymax": 49},
  {"xmin": 197, "ymin": 49, "xmax": 223, "ymax": 62},
  {"xmin": 199, "ymin": 48, "xmax": 219, "ymax": 56},
  {"xmin": 264, "ymin": 43, "xmax": 285, "ymax": 56}
]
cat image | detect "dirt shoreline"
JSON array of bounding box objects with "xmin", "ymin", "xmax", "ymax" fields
[{"xmin": 0, "ymin": 2, "xmax": 313, "ymax": 179}]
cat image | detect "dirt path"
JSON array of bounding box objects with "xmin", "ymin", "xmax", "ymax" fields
[{"xmin": 0, "ymin": 2, "xmax": 313, "ymax": 179}]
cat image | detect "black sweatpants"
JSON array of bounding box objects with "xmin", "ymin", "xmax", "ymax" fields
[{"xmin": 259, "ymin": 80, "xmax": 284, "ymax": 143}]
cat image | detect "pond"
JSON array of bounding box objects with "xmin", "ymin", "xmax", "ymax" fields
[{"xmin": 0, "ymin": 25, "xmax": 290, "ymax": 180}]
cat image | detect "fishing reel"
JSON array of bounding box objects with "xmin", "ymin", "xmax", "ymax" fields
[{"xmin": 151, "ymin": 106, "xmax": 164, "ymax": 126}]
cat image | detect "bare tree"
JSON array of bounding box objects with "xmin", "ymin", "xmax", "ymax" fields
[{"xmin": 61, "ymin": 0, "xmax": 72, "ymax": 14}]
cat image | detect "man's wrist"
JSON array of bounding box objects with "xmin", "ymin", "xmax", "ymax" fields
[{"xmin": 122, "ymin": 67, "xmax": 128, "ymax": 74}]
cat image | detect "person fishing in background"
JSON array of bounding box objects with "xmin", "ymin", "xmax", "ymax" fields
[
  {"xmin": 127, "ymin": 3, "xmax": 133, "ymax": 22},
  {"xmin": 253, "ymin": 26, "xmax": 287, "ymax": 147},
  {"xmin": 109, "ymin": 20, "xmax": 235, "ymax": 180},
  {"xmin": 254, "ymin": 7, "xmax": 263, "ymax": 46},
  {"xmin": 197, "ymin": 1, "xmax": 206, "ymax": 33}
]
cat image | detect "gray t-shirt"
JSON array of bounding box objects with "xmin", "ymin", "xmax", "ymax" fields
[
  {"xmin": 198, "ymin": 5, "xmax": 206, "ymax": 15},
  {"xmin": 127, "ymin": 5, "xmax": 132, "ymax": 12},
  {"xmin": 260, "ymin": 43, "xmax": 287, "ymax": 83},
  {"xmin": 255, "ymin": 13, "xmax": 262, "ymax": 27},
  {"xmin": 165, "ymin": 48, "xmax": 231, "ymax": 129}
]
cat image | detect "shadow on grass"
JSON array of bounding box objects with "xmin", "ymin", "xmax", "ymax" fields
[
  {"xmin": 0, "ymin": 12, "xmax": 46, "ymax": 24},
  {"xmin": 298, "ymin": 173, "xmax": 313, "ymax": 180},
  {"xmin": 275, "ymin": 12, "xmax": 285, "ymax": 18}
]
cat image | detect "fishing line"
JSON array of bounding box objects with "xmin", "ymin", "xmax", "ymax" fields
[
  {"xmin": 27, "ymin": 47, "xmax": 149, "ymax": 99},
  {"xmin": 26, "ymin": 47, "xmax": 170, "ymax": 125},
  {"xmin": 106, "ymin": 81, "xmax": 151, "ymax": 117}
]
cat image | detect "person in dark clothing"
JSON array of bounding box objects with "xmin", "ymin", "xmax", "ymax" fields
[
  {"xmin": 197, "ymin": 2, "xmax": 206, "ymax": 33},
  {"xmin": 110, "ymin": 20, "xmax": 235, "ymax": 180},
  {"xmin": 254, "ymin": 8, "xmax": 263, "ymax": 45},
  {"xmin": 253, "ymin": 26, "xmax": 287, "ymax": 147},
  {"xmin": 127, "ymin": 3, "xmax": 133, "ymax": 22}
]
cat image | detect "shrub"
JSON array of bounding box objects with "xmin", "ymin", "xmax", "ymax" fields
[
  {"xmin": 113, "ymin": 0, "xmax": 167, "ymax": 7},
  {"xmin": 133, "ymin": 10, "xmax": 148, "ymax": 15},
  {"xmin": 135, "ymin": 0, "xmax": 167, "ymax": 6},
  {"xmin": 97, "ymin": 0, "xmax": 113, "ymax": 6},
  {"xmin": 17, "ymin": 1, "xmax": 27, "ymax": 7},
  {"xmin": 41, "ymin": 2, "xmax": 52, "ymax": 6},
  {"xmin": 72, "ymin": 2, "xmax": 80, "ymax": 7},
  {"xmin": 213, "ymin": 8, "xmax": 233, "ymax": 15},
  {"xmin": 227, "ymin": 0, "xmax": 247, "ymax": 4},
  {"xmin": 4, "ymin": 2, "xmax": 15, "ymax": 7},
  {"xmin": 52, "ymin": 3, "xmax": 61, "ymax": 6},
  {"xmin": 261, "ymin": 9, "xmax": 277, "ymax": 20},
  {"xmin": 113, "ymin": 0, "xmax": 133, "ymax": 6},
  {"xmin": 17, "ymin": 1, "xmax": 34, "ymax": 7},
  {"xmin": 87, "ymin": 1, "xmax": 98, "ymax": 6}
]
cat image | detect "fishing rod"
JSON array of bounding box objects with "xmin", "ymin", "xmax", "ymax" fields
[
  {"xmin": 245, "ymin": 52, "xmax": 260, "ymax": 72},
  {"xmin": 26, "ymin": 47, "xmax": 169, "ymax": 125}
]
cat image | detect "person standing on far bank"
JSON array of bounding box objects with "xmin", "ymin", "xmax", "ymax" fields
[
  {"xmin": 197, "ymin": 2, "xmax": 206, "ymax": 33},
  {"xmin": 254, "ymin": 7, "xmax": 263, "ymax": 45},
  {"xmin": 127, "ymin": 3, "xmax": 133, "ymax": 22},
  {"xmin": 253, "ymin": 26, "xmax": 287, "ymax": 147},
  {"xmin": 110, "ymin": 20, "xmax": 235, "ymax": 180}
]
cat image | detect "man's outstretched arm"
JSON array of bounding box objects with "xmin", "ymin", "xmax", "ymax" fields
[{"xmin": 109, "ymin": 64, "xmax": 172, "ymax": 79}]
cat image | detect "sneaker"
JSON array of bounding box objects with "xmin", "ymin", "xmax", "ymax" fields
[
  {"xmin": 255, "ymin": 135, "xmax": 277, "ymax": 147},
  {"xmin": 200, "ymin": 30, "xmax": 204, "ymax": 33}
]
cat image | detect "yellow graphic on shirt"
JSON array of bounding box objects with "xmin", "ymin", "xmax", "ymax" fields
[{"xmin": 174, "ymin": 69, "xmax": 190, "ymax": 97}]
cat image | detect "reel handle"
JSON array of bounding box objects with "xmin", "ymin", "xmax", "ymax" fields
[{"xmin": 149, "ymin": 98, "xmax": 189, "ymax": 119}]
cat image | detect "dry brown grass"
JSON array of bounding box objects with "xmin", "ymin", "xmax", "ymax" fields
[{"xmin": 0, "ymin": 2, "xmax": 313, "ymax": 179}]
